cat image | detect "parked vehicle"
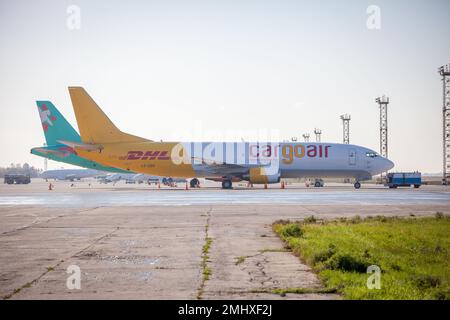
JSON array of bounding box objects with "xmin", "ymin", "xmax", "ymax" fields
[
  {"xmin": 4, "ymin": 174, "xmax": 31, "ymax": 184},
  {"xmin": 385, "ymin": 172, "xmax": 421, "ymax": 188}
]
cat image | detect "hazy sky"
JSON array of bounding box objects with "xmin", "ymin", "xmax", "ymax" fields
[{"xmin": 1, "ymin": 0, "xmax": 449, "ymax": 172}]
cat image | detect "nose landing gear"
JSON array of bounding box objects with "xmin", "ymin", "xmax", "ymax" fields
[{"xmin": 354, "ymin": 181, "xmax": 361, "ymax": 189}]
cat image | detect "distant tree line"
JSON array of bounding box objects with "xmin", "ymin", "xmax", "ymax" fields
[{"xmin": 0, "ymin": 163, "xmax": 42, "ymax": 178}]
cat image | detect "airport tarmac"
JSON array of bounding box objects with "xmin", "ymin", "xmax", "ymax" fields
[{"xmin": 1, "ymin": 180, "xmax": 449, "ymax": 299}]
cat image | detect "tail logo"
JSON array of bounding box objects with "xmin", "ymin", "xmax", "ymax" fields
[{"xmin": 39, "ymin": 103, "xmax": 57, "ymax": 132}]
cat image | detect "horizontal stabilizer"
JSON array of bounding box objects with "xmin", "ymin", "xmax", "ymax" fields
[
  {"xmin": 31, "ymin": 147, "xmax": 72, "ymax": 158},
  {"xmin": 57, "ymin": 140, "xmax": 103, "ymax": 152}
]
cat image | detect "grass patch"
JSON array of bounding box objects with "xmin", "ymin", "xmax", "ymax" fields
[
  {"xmin": 235, "ymin": 256, "xmax": 246, "ymax": 265},
  {"xmin": 197, "ymin": 210, "xmax": 213, "ymax": 300},
  {"xmin": 200, "ymin": 237, "xmax": 213, "ymax": 283},
  {"xmin": 304, "ymin": 215, "xmax": 317, "ymax": 224},
  {"xmin": 202, "ymin": 237, "xmax": 212, "ymax": 255},
  {"xmin": 203, "ymin": 266, "xmax": 212, "ymax": 280},
  {"xmin": 273, "ymin": 216, "xmax": 450, "ymax": 300},
  {"xmin": 279, "ymin": 223, "xmax": 303, "ymax": 238}
]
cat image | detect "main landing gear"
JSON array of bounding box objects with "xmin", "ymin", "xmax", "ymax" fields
[
  {"xmin": 190, "ymin": 178, "xmax": 200, "ymax": 188},
  {"xmin": 221, "ymin": 179, "xmax": 232, "ymax": 189},
  {"xmin": 354, "ymin": 181, "xmax": 361, "ymax": 189}
]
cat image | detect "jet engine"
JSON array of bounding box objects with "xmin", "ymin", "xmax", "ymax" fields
[{"xmin": 244, "ymin": 167, "xmax": 280, "ymax": 184}]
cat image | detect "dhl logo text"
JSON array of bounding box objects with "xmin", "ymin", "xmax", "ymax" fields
[{"xmin": 122, "ymin": 151, "xmax": 170, "ymax": 160}]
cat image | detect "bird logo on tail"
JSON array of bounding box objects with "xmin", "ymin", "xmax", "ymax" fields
[{"xmin": 39, "ymin": 103, "xmax": 57, "ymax": 132}]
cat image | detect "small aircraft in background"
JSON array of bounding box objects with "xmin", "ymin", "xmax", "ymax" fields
[
  {"xmin": 98, "ymin": 173, "xmax": 186, "ymax": 185},
  {"xmin": 40, "ymin": 169, "xmax": 100, "ymax": 181}
]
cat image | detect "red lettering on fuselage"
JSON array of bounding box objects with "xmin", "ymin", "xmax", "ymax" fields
[
  {"xmin": 281, "ymin": 144, "xmax": 331, "ymax": 164},
  {"xmin": 127, "ymin": 151, "xmax": 144, "ymax": 160},
  {"xmin": 141, "ymin": 151, "xmax": 160, "ymax": 160},
  {"xmin": 157, "ymin": 151, "xmax": 170, "ymax": 160},
  {"xmin": 306, "ymin": 145, "xmax": 317, "ymax": 157}
]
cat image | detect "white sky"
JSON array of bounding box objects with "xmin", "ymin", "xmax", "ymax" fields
[{"xmin": 1, "ymin": 0, "xmax": 449, "ymax": 172}]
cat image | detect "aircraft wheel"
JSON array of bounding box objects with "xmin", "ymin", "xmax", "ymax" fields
[
  {"xmin": 314, "ymin": 181, "xmax": 321, "ymax": 188},
  {"xmin": 354, "ymin": 182, "xmax": 361, "ymax": 189},
  {"xmin": 190, "ymin": 178, "xmax": 200, "ymax": 188},
  {"xmin": 222, "ymin": 180, "xmax": 232, "ymax": 189}
]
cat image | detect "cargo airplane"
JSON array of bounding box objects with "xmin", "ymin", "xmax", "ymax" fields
[{"xmin": 58, "ymin": 87, "xmax": 394, "ymax": 189}]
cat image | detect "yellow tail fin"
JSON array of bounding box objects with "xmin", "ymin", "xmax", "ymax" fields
[{"xmin": 68, "ymin": 87, "xmax": 150, "ymax": 144}]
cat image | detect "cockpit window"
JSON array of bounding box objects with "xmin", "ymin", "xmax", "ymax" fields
[{"xmin": 366, "ymin": 152, "xmax": 378, "ymax": 158}]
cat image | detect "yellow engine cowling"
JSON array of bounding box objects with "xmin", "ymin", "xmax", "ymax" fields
[{"xmin": 246, "ymin": 167, "xmax": 281, "ymax": 184}]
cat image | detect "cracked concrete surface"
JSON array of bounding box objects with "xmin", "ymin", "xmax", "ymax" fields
[{"xmin": 1, "ymin": 183, "xmax": 449, "ymax": 299}]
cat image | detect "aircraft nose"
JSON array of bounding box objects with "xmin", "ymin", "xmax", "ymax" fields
[{"xmin": 382, "ymin": 157, "xmax": 394, "ymax": 171}]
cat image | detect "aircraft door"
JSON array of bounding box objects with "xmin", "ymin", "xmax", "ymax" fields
[{"xmin": 348, "ymin": 149, "xmax": 357, "ymax": 166}]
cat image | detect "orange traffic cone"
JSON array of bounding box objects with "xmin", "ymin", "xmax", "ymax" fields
[
  {"xmin": 281, "ymin": 181, "xmax": 285, "ymax": 189},
  {"xmin": 264, "ymin": 183, "xmax": 268, "ymax": 189},
  {"xmin": 158, "ymin": 182, "xmax": 160, "ymax": 189},
  {"xmin": 48, "ymin": 183, "xmax": 53, "ymax": 191},
  {"xmin": 185, "ymin": 182, "xmax": 188, "ymax": 190}
]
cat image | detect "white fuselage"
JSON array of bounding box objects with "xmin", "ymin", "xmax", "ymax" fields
[{"xmin": 182, "ymin": 142, "xmax": 394, "ymax": 181}]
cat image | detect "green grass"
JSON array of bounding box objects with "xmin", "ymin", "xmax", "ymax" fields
[
  {"xmin": 202, "ymin": 237, "xmax": 212, "ymax": 255},
  {"xmin": 235, "ymin": 256, "xmax": 246, "ymax": 265},
  {"xmin": 273, "ymin": 215, "xmax": 450, "ymax": 300},
  {"xmin": 197, "ymin": 235, "xmax": 213, "ymax": 299}
]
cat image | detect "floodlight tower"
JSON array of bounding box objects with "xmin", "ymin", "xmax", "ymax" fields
[
  {"xmin": 314, "ymin": 128, "xmax": 322, "ymax": 142},
  {"xmin": 340, "ymin": 114, "xmax": 351, "ymax": 144},
  {"xmin": 439, "ymin": 63, "xmax": 450, "ymax": 185},
  {"xmin": 302, "ymin": 133, "xmax": 310, "ymax": 142},
  {"xmin": 376, "ymin": 96, "xmax": 389, "ymax": 181}
]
